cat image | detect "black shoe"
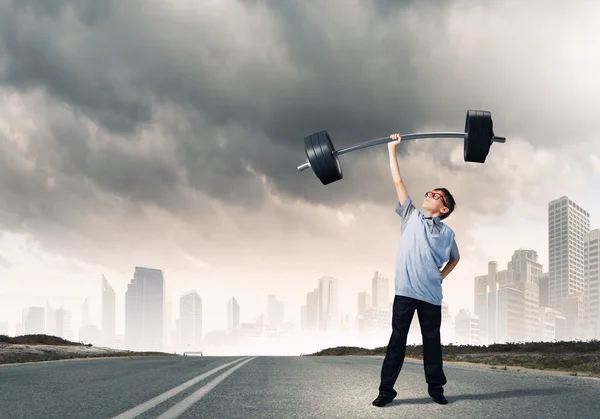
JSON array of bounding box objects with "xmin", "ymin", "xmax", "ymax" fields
[
  {"xmin": 372, "ymin": 390, "xmax": 397, "ymax": 407},
  {"xmin": 431, "ymin": 394, "xmax": 448, "ymax": 404}
]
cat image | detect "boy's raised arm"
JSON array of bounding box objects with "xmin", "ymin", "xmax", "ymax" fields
[{"xmin": 388, "ymin": 134, "xmax": 409, "ymax": 205}]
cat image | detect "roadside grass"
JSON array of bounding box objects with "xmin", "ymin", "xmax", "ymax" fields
[{"xmin": 307, "ymin": 340, "xmax": 600, "ymax": 376}]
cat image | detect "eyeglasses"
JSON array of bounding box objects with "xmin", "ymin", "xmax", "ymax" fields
[{"xmin": 425, "ymin": 191, "xmax": 447, "ymax": 207}]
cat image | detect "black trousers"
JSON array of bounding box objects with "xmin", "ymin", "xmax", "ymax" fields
[{"xmin": 378, "ymin": 295, "xmax": 447, "ymax": 397}]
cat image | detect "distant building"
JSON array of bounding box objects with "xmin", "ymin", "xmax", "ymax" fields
[
  {"xmin": 585, "ymin": 230, "xmax": 600, "ymax": 338},
  {"xmin": 102, "ymin": 275, "xmax": 116, "ymax": 347},
  {"xmin": 227, "ymin": 297, "xmax": 240, "ymax": 333},
  {"xmin": 454, "ymin": 309, "xmax": 479, "ymax": 345},
  {"xmin": 125, "ymin": 267, "xmax": 165, "ymax": 351},
  {"xmin": 180, "ymin": 291, "xmax": 203, "ymax": 351},
  {"xmin": 318, "ymin": 276, "xmax": 339, "ymax": 332},
  {"xmin": 55, "ymin": 306, "xmax": 73, "ymax": 341},
  {"xmin": 22, "ymin": 306, "xmax": 45, "ymax": 335},
  {"xmin": 548, "ymin": 196, "xmax": 589, "ymax": 338}
]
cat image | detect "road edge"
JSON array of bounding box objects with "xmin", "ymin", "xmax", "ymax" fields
[{"xmin": 357, "ymin": 355, "xmax": 600, "ymax": 380}]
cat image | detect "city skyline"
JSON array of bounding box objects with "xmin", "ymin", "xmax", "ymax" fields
[
  {"xmin": 4, "ymin": 194, "xmax": 600, "ymax": 355},
  {"xmin": 3, "ymin": 192, "xmax": 599, "ymax": 337}
]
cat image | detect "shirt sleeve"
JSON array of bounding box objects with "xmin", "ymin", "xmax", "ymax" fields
[
  {"xmin": 449, "ymin": 239, "xmax": 460, "ymax": 262},
  {"xmin": 395, "ymin": 197, "xmax": 415, "ymax": 219}
]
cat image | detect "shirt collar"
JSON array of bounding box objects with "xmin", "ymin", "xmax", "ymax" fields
[{"xmin": 423, "ymin": 215, "xmax": 441, "ymax": 225}]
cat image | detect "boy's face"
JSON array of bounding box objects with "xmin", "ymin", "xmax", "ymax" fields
[{"xmin": 422, "ymin": 189, "xmax": 449, "ymax": 217}]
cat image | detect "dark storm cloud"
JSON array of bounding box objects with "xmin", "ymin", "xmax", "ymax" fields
[
  {"xmin": 0, "ymin": 0, "xmax": 598, "ymax": 226},
  {"xmin": 0, "ymin": 0, "xmax": 451, "ymax": 208}
]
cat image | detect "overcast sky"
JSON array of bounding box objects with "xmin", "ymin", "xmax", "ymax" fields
[{"xmin": 1, "ymin": 0, "xmax": 600, "ymax": 339}]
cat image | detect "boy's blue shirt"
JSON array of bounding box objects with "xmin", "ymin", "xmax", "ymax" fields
[{"xmin": 394, "ymin": 196, "xmax": 459, "ymax": 306}]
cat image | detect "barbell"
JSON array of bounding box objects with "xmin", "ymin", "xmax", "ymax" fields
[{"xmin": 297, "ymin": 110, "xmax": 506, "ymax": 185}]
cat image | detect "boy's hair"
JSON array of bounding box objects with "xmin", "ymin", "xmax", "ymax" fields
[{"xmin": 434, "ymin": 187, "xmax": 456, "ymax": 220}]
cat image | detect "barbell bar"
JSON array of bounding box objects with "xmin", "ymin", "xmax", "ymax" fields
[{"xmin": 297, "ymin": 110, "xmax": 506, "ymax": 185}]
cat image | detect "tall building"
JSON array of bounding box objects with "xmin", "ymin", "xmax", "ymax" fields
[
  {"xmin": 476, "ymin": 287, "xmax": 524, "ymax": 344},
  {"xmin": 125, "ymin": 267, "xmax": 165, "ymax": 351},
  {"xmin": 102, "ymin": 275, "xmax": 116, "ymax": 347},
  {"xmin": 539, "ymin": 272, "xmax": 549, "ymax": 307},
  {"xmin": 371, "ymin": 271, "xmax": 391, "ymax": 310},
  {"xmin": 82, "ymin": 298, "xmax": 91, "ymax": 327},
  {"xmin": 474, "ymin": 262, "xmax": 498, "ymax": 324},
  {"xmin": 454, "ymin": 309, "xmax": 479, "ymax": 345},
  {"xmin": 358, "ymin": 291, "xmax": 370, "ymax": 313},
  {"xmin": 507, "ymin": 249, "xmax": 543, "ymax": 341},
  {"xmin": 318, "ymin": 276, "xmax": 338, "ymax": 332},
  {"xmin": 585, "ymin": 230, "xmax": 600, "ymax": 337},
  {"xmin": 266, "ymin": 294, "xmax": 284, "ymax": 330},
  {"xmin": 548, "ymin": 196, "xmax": 589, "ymax": 317},
  {"xmin": 22, "ymin": 306, "xmax": 45, "ymax": 335},
  {"xmin": 46, "ymin": 302, "xmax": 56, "ymax": 336},
  {"xmin": 227, "ymin": 297, "xmax": 240, "ymax": 333},
  {"xmin": 179, "ymin": 291, "xmax": 202, "ymax": 351},
  {"xmin": 303, "ymin": 288, "xmax": 319, "ymax": 333},
  {"xmin": 473, "ymin": 250, "xmax": 541, "ymax": 344},
  {"xmin": 55, "ymin": 306, "xmax": 72, "ymax": 340}
]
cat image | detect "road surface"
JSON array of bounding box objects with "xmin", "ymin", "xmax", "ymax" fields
[{"xmin": 1, "ymin": 355, "xmax": 599, "ymax": 418}]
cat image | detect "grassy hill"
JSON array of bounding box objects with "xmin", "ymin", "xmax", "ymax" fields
[
  {"xmin": 308, "ymin": 340, "xmax": 600, "ymax": 376},
  {"xmin": 0, "ymin": 334, "xmax": 92, "ymax": 346}
]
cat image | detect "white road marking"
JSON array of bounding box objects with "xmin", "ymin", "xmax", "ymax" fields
[
  {"xmin": 155, "ymin": 356, "xmax": 257, "ymax": 419},
  {"xmin": 110, "ymin": 357, "xmax": 250, "ymax": 419}
]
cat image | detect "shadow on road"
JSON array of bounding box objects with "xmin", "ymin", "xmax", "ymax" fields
[{"xmin": 386, "ymin": 387, "xmax": 571, "ymax": 406}]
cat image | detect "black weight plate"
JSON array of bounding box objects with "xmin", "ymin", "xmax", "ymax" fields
[
  {"xmin": 464, "ymin": 110, "xmax": 493, "ymax": 163},
  {"xmin": 304, "ymin": 134, "xmax": 326, "ymax": 181},
  {"xmin": 310, "ymin": 133, "xmax": 328, "ymax": 183},
  {"xmin": 314, "ymin": 131, "xmax": 342, "ymax": 185}
]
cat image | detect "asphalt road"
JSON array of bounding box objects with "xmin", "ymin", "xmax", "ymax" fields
[{"xmin": 1, "ymin": 355, "xmax": 600, "ymax": 419}]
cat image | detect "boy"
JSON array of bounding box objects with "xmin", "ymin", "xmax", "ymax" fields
[{"xmin": 372, "ymin": 133, "xmax": 460, "ymax": 407}]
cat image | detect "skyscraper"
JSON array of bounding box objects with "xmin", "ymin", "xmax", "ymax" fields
[
  {"xmin": 125, "ymin": 267, "xmax": 165, "ymax": 351},
  {"xmin": 22, "ymin": 306, "xmax": 45, "ymax": 335},
  {"xmin": 102, "ymin": 275, "xmax": 116, "ymax": 347},
  {"xmin": 454, "ymin": 309, "xmax": 479, "ymax": 345},
  {"xmin": 45, "ymin": 302, "xmax": 55, "ymax": 336},
  {"xmin": 82, "ymin": 298, "xmax": 91, "ymax": 327},
  {"xmin": 357, "ymin": 291, "xmax": 370, "ymax": 313},
  {"xmin": 55, "ymin": 306, "xmax": 72, "ymax": 340},
  {"xmin": 548, "ymin": 197, "xmax": 589, "ymax": 328},
  {"xmin": 318, "ymin": 276, "xmax": 338, "ymax": 332},
  {"xmin": 371, "ymin": 271, "xmax": 391, "ymax": 310},
  {"xmin": 227, "ymin": 297, "xmax": 240, "ymax": 333},
  {"xmin": 303, "ymin": 288, "xmax": 319, "ymax": 332},
  {"xmin": 585, "ymin": 229, "xmax": 600, "ymax": 337},
  {"xmin": 266, "ymin": 294, "xmax": 284, "ymax": 330},
  {"xmin": 179, "ymin": 291, "xmax": 203, "ymax": 351},
  {"xmin": 507, "ymin": 249, "xmax": 543, "ymax": 341},
  {"xmin": 474, "ymin": 250, "xmax": 541, "ymax": 344}
]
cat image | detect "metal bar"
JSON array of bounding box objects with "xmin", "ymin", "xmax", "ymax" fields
[
  {"xmin": 297, "ymin": 132, "xmax": 505, "ymax": 172},
  {"xmin": 335, "ymin": 132, "xmax": 466, "ymax": 156},
  {"xmin": 298, "ymin": 162, "xmax": 310, "ymax": 171}
]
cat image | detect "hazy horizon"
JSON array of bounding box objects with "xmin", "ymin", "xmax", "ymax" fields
[{"xmin": 2, "ymin": 0, "xmax": 600, "ymax": 351}]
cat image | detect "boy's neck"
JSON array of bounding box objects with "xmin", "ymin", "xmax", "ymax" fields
[{"xmin": 423, "ymin": 208, "xmax": 440, "ymax": 218}]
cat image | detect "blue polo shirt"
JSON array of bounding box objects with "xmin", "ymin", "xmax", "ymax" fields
[{"xmin": 394, "ymin": 196, "xmax": 459, "ymax": 306}]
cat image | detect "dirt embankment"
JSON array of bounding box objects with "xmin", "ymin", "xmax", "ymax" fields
[
  {"xmin": 0, "ymin": 334, "xmax": 177, "ymax": 365},
  {"xmin": 308, "ymin": 340, "xmax": 600, "ymax": 377}
]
